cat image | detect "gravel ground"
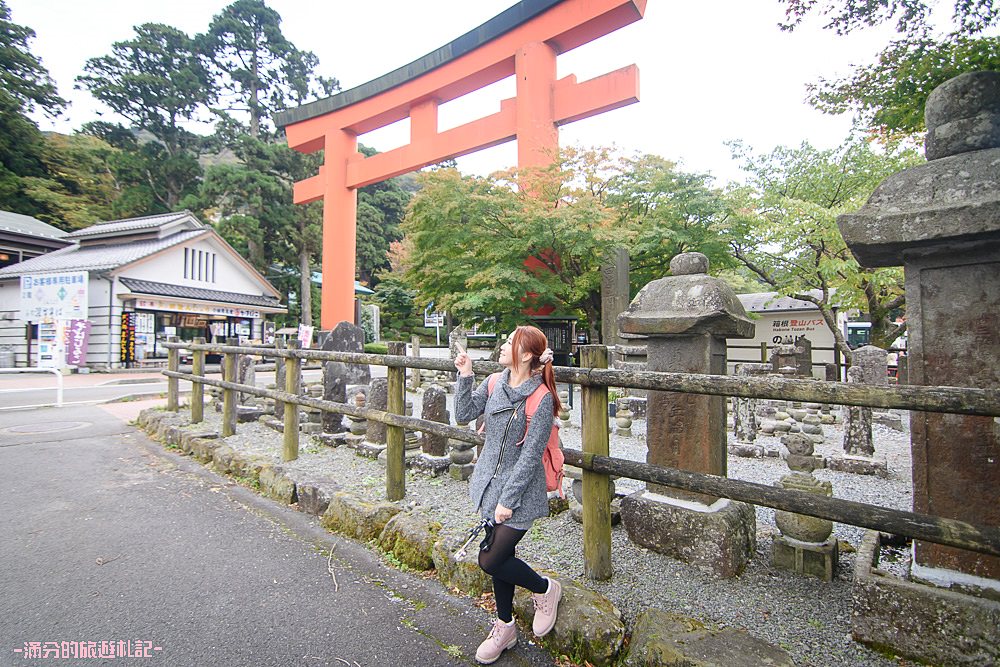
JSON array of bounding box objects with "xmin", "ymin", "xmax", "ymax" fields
[{"xmin": 170, "ymin": 382, "xmax": 915, "ymax": 667}]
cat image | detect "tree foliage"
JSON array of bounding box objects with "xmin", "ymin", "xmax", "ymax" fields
[
  {"xmin": 779, "ymin": 0, "xmax": 1000, "ymax": 135},
  {"xmin": 723, "ymin": 138, "xmax": 922, "ymax": 355},
  {"xmin": 778, "ymin": 0, "xmax": 998, "ymax": 36},
  {"xmin": 401, "ymin": 147, "xmax": 731, "ymax": 341},
  {"xmin": 199, "ymin": 0, "xmax": 338, "ymax": 138},
  {"xmin": 0, "ymin": 0, "xmax": 65, "ymax": 115},
  {"xmin": 809, "ymin": 35, "xmax": 1000, "ymax": 136}
]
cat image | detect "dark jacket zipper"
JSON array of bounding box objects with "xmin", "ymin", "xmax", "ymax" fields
[{"xmin": 492, "ymin": 403, "xmax": 523, "ymax": 479}]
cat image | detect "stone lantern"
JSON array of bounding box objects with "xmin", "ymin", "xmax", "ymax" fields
[{"xmin": 617, "ymin": 252, "xmax": 757, "ymax": 577}]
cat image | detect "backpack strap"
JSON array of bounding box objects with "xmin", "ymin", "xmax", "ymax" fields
[
  {"xmin": 524, "ymin": 384, "xmax": 551, "ymax": 419},
  {"xmin": 486, "ymin": 372, "xmax": 501, "ymax": 396}
]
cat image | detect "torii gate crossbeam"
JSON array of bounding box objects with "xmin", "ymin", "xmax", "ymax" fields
[{"xmin": 276, "ymin": 0, "xmax": 646, "ymax": 329}]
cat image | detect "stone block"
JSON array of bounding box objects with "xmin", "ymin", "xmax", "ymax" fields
[
  {"xmin": 569, "ymin": 495, "xmax": 622, "ymax": 526},
  {"xmin": 623, "ymin": 608, "xmax": 795, "ymax": 667},
  {"xmin": 236, "ymin": 406, "xmax": 266, "ymax": 423},
  {"xmin": 259, "ymin": 465, "xmax": 296, "ymax": 505},
  {"xmin": 190, "ymin": 437, "xmax": 221, "ymax": 464},
  {"xmin": 211, "ymin": 445, "xmax": 236, "ymax": 474},
  {"xmin": 449, "ymin": 463, "xmax": 475, "ymax": 481},
  {"xmin": 514, "ymin": 575, "xmax": 625, "ymax": 666},
  {"xmin": 852, "ymin": 531, "xmax": 1000, "ymax": 666},
  {"xmin": 410, "ymin": 453, "xmax": 451, "ymax": 476},
  {"xmin": 321, "ymin": 492, "xmax": 401, "ymax": 542},
  {"xmin": 377, "ymin": 511, "xmax": 442, "ymax": 571},
  {"xmin": 295, "ymin": 482, "xmax": 335, "ymax": 516},
  {"xmin": 772, "ymin": 536, "xmax": 838, "ymax": 581},
  {"xmin": 431, "ymin": 532, "xmax": 493, "ymax": 597},
  {"xmin": 620, "ymin": 492, "xmax": 755, "ymax": 578},
  {"xmin": 728, "ymin": 443, "xmax": 764, "ymax": 458},
  {"xmin": 229, "ymin": 452, "xmax": 267, "ymax": 482},
  {"xmin": 824, "ymin": 455, "xmax": 889, "ymax": 478},
  {"xmin": 356, "ymin": 442, "xmax": 386, "ymax": 460}
]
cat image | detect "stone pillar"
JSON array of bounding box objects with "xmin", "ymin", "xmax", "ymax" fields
[
  {"xmin": 601, "ymin": 247, "xmax": 630, "ymax": 348},
  {"xmin": 772, "ymin": 433, "xmax": 838, "ymax": 581},
  {"xmin": 409, "ymin": 335, "xmax": 421, "ymax": 391},
  {"xmin": 842, "ymin": 366, "xmax": 874, "ymax": 457},
  {"xmin": 617, "ymin": 252, "xmax": 757, "ymax": 577},
  {"xmin": 322, "ymin": 361, "xmax": 348, "ymax": 434},
  {"xmin": 415, "ymin": 385, "xmax": 451, "ymax": 476},
  {"xmin": 361, "ymin": 378, "xmax": 388, "ymax": 458},
  {"xmin": 322, "ymin": 321, "xmax": 371, "ymax": 385},
  {"xmin": 732, "ymin": 363, "xmax": 769, "ymax": 444},
  {"xmin": 838, "ymin": 71, "xmax": 1000, "ymax": 583},
  {"xmin": 237, "ymin": 354, "xmax": 256, "ymax": 405},
  {"xmin": 794, "ymin": 335, "xmax": 813, "ymax": 378}
]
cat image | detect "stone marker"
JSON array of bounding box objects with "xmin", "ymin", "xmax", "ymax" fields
[
  {"xmin": 420, "ymin": 385, "xmax": 449, "ymax": 456},
  {"xmin": 618, "ymin": 252, "xmax": 757, "ymax": 577},
  {"xmin": 364, "ymin": 378, "xmax": 388, "ymax": 451},
  {"xmin": 837, "ymin": 71, "xmax": 1000, "ymax": 664},
  {"xmin": 601, "ymin": 247, "xmax": 630, "ymax": 349},
  {"xmin": 237, "ymin": 353, "xmax": 256, "ymax": 404},
  {"xmin": 321, "ymin": 322, "xmax": 371, "ymax": 385},
  {"xmin": 772, "ymin": 433, "xmax": 838, "ymax": 581},
  {"xmin": 842, "ymin": 366, "xmax": 874, "ymax": 457},
  {"xmin": 322, "ymin": 360, "xmax": 348, "ymax": 434},
  {"xmin": 732, "ymin": 363, "xmax": 769, "ymax": 444}
]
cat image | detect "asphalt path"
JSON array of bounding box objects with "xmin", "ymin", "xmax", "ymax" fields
[{"xmin": 0, "ymin": 403, "xmax": 553, "ymax": 667}]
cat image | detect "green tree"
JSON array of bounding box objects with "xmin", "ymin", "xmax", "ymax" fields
[
  {"xmin": 199, "ymin": 0, "xmax": 338, "ymax": 138},
  {"xmin": 77, "ymin": 23, "xmax": 213, "ymax": 208},
  {"xmin": 808, "ymin": 36, "xmax": 1000, "ymax": 136},
  {"xmin": 723, "ymin": 138, "xmax": 922, "ymax": 355},
  {"xmin": 608, "ymin": 153, "xmax": 732, "ymax": 293},
  {"xmin": 403, "ymin": 151, "xmax": 626, "ymax": 341},
  {"xmin": 778, "ymin": 0, "xmax": 1000, "ymax": 135}
]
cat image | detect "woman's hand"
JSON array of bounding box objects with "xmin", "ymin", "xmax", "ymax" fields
[
  {"xmin": 494, "ymin": 504, "xmax": 513, "ymax": 523},
  {"xmin": 454, "ymin": 349, "xmax": 473, "ymax": 377}
]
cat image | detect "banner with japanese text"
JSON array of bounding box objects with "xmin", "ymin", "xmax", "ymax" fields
[{"xmin": 20, "ymin": 272, "xmax": 88, "ymax": 322}]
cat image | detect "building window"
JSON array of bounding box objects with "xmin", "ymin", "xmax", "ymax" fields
[
  {"xmin": 183, "ymin": 248, "xmax": 188, "ymax": 279},
  {"xmin": 197, "ymin": 250, "xmax": 203, "ymax": 280},
  {"xmin": 212, "ymin": 253, "xmax": 217, "ymax": 283}
]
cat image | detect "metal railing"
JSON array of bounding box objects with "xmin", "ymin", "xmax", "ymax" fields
[
  {"xmin": 161, "ymin": 338, "xmax": 1000, "ymax": 581},
  {"xmin": 0, "ymin": 367, "xmax": 64, "ymax": 407}
]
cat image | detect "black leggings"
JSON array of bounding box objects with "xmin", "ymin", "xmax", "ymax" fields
[{"xmin": 478, "ymin": 523, "xmax": 548, "ymax": 623}]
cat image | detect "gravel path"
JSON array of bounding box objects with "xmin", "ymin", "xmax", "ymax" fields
[{"xmin": 171, "ymin": 382, "xmax": 914, "ymax": 667}]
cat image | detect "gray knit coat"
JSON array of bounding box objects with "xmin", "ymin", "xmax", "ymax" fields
[{"xmin": 455, "ymin": 369, "xmax": 554, "ymax": 530}]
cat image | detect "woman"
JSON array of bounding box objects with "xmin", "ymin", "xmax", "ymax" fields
[{"xmin": 454, "ymin": 325, "xmax": 563, "ymax": 665}]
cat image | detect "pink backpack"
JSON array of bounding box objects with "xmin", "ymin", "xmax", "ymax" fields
[{"xmin": 485, "ymin": 373, "xmax": 565, "ymax": 498}]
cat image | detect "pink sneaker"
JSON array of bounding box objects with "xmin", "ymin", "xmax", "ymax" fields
[
  {"xmin": 531, "ymin": 577, "xmax": 562, "ymax": 637},
  {"xmin": 475, "ymin": 618, "xmax": 517, "ymax": 664}
]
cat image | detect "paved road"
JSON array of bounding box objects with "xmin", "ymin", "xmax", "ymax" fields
[{"xmin": 0, "ymin": 403, "xmax": 553, "ymax": 667}]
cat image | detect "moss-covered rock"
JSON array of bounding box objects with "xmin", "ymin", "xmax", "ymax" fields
[
  {"xmin": 259, "ymin": 465, "xmax": 297, "ymax": 505},
  {"xmin": 190, "ymin": 437, "xmax": 221, "ymax": 463},
  {"xmin": 377, "ymin": 511, "xmax": 442, "ymax": 570},
  {"xmin": 229, "ymin": 451, "xmax": 267, "ymax": 482},
  {"xmin": 321, "ymin": 492, "xmax": 401, "ymax": 542},
  {"xmin": 514, "ymin": 574, "xmax": 624, "ymax": 665},
  {"xmin": 622, "ymin": 609, "xmax": 794, "ymax": 667},
  {"xmin": 211, "ymin": 445, "xmax": 236, "ymax": 473},
  {"xmin": 431, "ymin": 532, "xmax": 493, "ymax": 597}
]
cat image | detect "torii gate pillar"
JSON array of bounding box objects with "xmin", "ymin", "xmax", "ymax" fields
[{"xmin": 277, "ymin": 0, "xmax": 646, "ymax": 328}]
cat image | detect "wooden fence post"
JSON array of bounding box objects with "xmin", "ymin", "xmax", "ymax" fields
[
  {"xmin": 580, "ymin": 344, "xmax": 613, "ymax": 580},
  {"xmin": 283, "ymin": 339, "xmax": 301, "ymax": 461},
  {"xmin": 191, "ymin": 337, "xmax": 205, "ymax": 424},
  {"xmin": 166, "ymin": 336, "xmax": 179, "ymax": 412},
  {"xmin": 386, "ymin": 341, "xmax": 406, "ymax": 501},
  {"xmin": 760, "ymin": 342, "xmax": 767, "ymax": 363},
  {"xmin": 222, "ymin": 337, "xmax": 238, "ymax": 437}
]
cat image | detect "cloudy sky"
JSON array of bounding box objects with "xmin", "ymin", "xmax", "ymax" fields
[{"xmin": 11, "ymin": 0, "xmax": 900, "ymax": 184}]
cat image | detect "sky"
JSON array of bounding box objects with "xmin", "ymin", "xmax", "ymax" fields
[{"xmin": 9, "ymin": 0, "xmax": 901, "ymax": 186}]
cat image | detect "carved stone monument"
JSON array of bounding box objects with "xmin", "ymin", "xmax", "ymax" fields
[
  {"xmin": 618, "ymin": 252, "xmax": 757, "ymax": 577},
  {"xmin": 838, "ymin": 71, "xmax": 1000, "ymax": 665},
  {"xmin": 321, "ymin": 322, "xmax": 371, "ymax": 385},
  {"xmin": 601, "ymin": 247, "xmax": 630, "ymax": 348}
]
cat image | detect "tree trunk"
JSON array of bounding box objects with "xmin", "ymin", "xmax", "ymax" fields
[{"xmin": 299, "ymin": 249, "xmax": 312, "ymax": 326}]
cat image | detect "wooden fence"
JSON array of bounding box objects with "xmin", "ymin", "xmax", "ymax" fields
[{"xmin": 161, "ymin": 340, "xmax": 1000, "ymax": 581}]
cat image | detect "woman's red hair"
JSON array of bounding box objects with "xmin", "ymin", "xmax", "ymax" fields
[{"xmin": 510, "ymin": 325, "xmax": 562, "ymax": 416}]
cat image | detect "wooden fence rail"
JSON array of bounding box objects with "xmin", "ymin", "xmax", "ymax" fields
[{"xmin": 161, "ymin": 340, "xmax": 1000, "ymax": 578}]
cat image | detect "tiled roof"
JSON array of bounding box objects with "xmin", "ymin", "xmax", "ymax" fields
[
  {"xmin": 0, "ymin": 229, "xmax": 206, "ymax": 278},
  {"xmin": 0, "ymin": 210, "xmax": 70, "ymax": 241},
  {"xmin": 119, "ymin": 277, "xmax": 284, "ymax": 309},
  {"xmin": 64, "ymin": 211, "xmax": 198, "ymax": 239}
]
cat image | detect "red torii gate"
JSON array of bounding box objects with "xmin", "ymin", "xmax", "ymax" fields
[{"xmin": 276, "ymin": 0, "xmax": 646, "ymax": 329}]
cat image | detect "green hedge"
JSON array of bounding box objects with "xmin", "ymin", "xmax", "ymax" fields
[{"xmin": 364, "ymin": 342, "xmax": 389, "ymax": 355}]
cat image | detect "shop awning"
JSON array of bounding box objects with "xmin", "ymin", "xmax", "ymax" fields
[{"xmin": 119, "ymin": 277, "xmax": 287, "ymax": 314}]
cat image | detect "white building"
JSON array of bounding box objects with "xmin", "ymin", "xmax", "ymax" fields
[
  {"xmin": 0, "ymin": 211, "xmax": 286, "ymax": 368},
  {"xmin": 726, "ymin": 291, "xmax": 850, "ymax": 379}
]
